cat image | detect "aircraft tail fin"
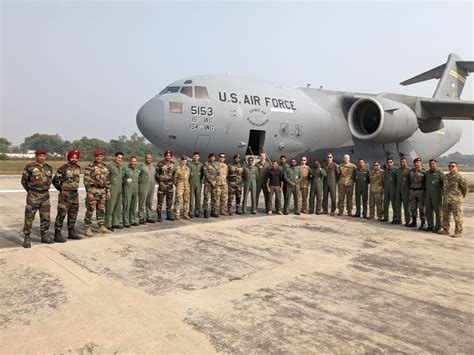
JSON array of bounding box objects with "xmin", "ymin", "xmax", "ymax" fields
[{"xmin": 400, "ymin": 53, "xmax": 473, "ymax": 99}]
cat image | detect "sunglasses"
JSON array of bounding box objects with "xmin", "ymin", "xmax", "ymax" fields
[
  {"xmin": 449, "ymin": 165, "xmax": 456, "ymax": 168},
  {"xmin": 327, "ymin": 156, "xmax": 333, "ymax": 158},
  {"xmin": 219, "ymin": 156, "xmax": 225, "ymax": 158},
  {"xmin": 373, "ymin": 164, "xmax": 379, "ymax": 166}
]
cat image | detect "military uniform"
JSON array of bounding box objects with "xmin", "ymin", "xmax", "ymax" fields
[
  {"xmin": 84, "ymin": 161, "xmax": 110, "ymax": 229},
  {"xmin": 369, "ymin": 169, "xmax": 384, "ymax": 219},
  {"xmin": 383, "ymin": 167, "xmax": 397, "ymax": 221},
  {"xmin": 309, "ymin": 167, "xmax": 326, "ymax": 214},
  {"xmin": 155, "ymin": 159, "xmax": 176, "ymax": 221},
  {"xmin": 337, "ymin": 163, "xmax": 356, "ymax": 215},
  {"xmin": 256, "ymin": 160, "xmax": 271, "ymax": 212},
  {"xmin": 203, "ymin": 160, "xmax": 220, "ymax": 217},
  {"xmin": 138, "ymin": 162, "xmax": 155, "ymax": 223},
  {"xmin": 441, "ymin": 172, "xmax": 468, "ymax": 237},
  {"xmin": 279, "ymin": 162, "xmax": 290, "ymax": 208},
  {"xmin": 53, "ymin": 161, "xmax": 81, "ymax": 240},
  {"xmin": 105, "ymin": 162, "xmax": 125, "ymax": 229},
  {"xmin": 299, "ymin": 165, "xmax": 312, "ymax": 213},
  {"xmin": 123, "ymin": 164, "xmax": 140, "ymax": 226},
  {"xmin": 174, "ymin": 164, "xmax": 191, "ymax": 219},
  {"xmin": 353, "ymin": 166, "xmax": 370, "ymax": 217},
  {"xmin": 425, "ymin": 169, "xmax": 444, "ymax": 231},
  {"xmin": 22, "ymin": 161, "xmax": 54, "ymax": 246},
  {"xmin": 188, "ymin": 160, "xmax": 204, "ymax": 217},
  {"xmin": 227, "ymin": 162, "xmax": 244, "ymax": 214},
  {"xmin": 394, "ymin": 166, "xmax": 410, "ymax": 224},
  {"xmin": 242, "ymin": 164, "xmax": 258, "ymax": 214},
  {"xmin": 217, "ymin": 161, "xmax": 229, "ymax": 215},
  {"xmin": 284, "ymin": 165, "xmax": 301, "ymax": 215},
  {"xmin": 322, "ymin": 161, "xmax": 339, "ymax": 214},
  {"xmin": 408, "ymin": 167, "xmax": 426, "ymax": 227}
]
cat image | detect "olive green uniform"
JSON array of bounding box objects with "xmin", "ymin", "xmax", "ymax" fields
[
  {"xmin": 425, "ymin": 169, "xmax": 444, "ymax": 231},
  {"xmin": 322, "ymin": 161, "xmax": 339, "ymax": 214},
  {"xmin": 188, "ymin": 160, "xmax": 204, "ymax": 217},
  {"xmin": 353, "ymin": 166, "xmax": 370, "ymax": 217},
  {"xmin": 138, "ymin": 162, "xmax": 155, "ymax": 222},
  {"xmin": 105, "ymin": 162, "xmax": 125, "ymax": 228},
  {"xmin": 394, "ymin": 166, "xmax": 410, "ymax": 224},
  {"xmin": 309, "ymin": 167, "xmax": 326, "ymax": 214},
  {"xmin": 383, "ymin": 167, "xmax": 397, "ymax": 220},
  {"xmin": 408, "ymin": 167, "xmax": 426, "ymax": 225},
  {"xmin": 284, "ymin": 165, "xmax": 301, "ymax": 215},
  {"xmin": 242, "ymin": 165, "xmax": 258, "ymax": 214},
  {"xmin": 123, "ymin": 165, "xmax": 140, "ymax": 226},
  {"xmin": 442, "ymin": 172, "xmax": 468, "ymax": 237}
]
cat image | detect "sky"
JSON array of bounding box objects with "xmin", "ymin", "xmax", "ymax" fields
[{"xmin": 1, "ymin": 0, "xmax": 473, "ymax": 154}]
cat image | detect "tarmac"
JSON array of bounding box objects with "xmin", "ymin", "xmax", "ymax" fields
[{"xmin": 0, "ymin": 174, "xmax": 473, "ymax": 353}]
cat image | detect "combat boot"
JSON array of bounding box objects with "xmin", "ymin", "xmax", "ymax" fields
[
  {"xmin": 220, "ymin": 209, "xmax": 229, "ymax": 216},
  {"xmin": 68, "ymin": 228, "xmax": 81, "ymax": 240},
  {"xmin": 54, "ymin": 229, "xmax": 67, "ymax": 243},
  {"xmin": 84, "ymin": 225, "xmax": 94, "ymax": 237},
  {"xmin": 236, "ymin": 207, "xmax": 242, "ymax": 215},
  {"xmin": 41, "ymin": 231, "xmax": 54, "ymax": 244},
  {"xmin": 227, "ymin": 206, "xmax": 233, "ymax": 216},
  {"xmin": 407, "ymin": 218, "xmax": 417, "ymax": 228},
  {"xmin": 203, "ymin": 210, "xmax": 209, "ymax": 218},
  {"xmin": 157, "ymin": 212, "xmax": 162, "ymax": 222},
  {"xmin": 99, "ymin": 225, "xmax": 112, "ymax": 233},
  {"xmin": 438, "ymin": 229, "xmax": 449, "ymax": 235},
  {"xmin": 23, "ymin": 234, "xmax": 31, "ymax": 248},
  {"xmin": 418, "ymin": 220, "xmax": 426, "ymax": 230},
  {"xmin": 211, "ymin": 210, "xmax": 219, "ymax": 218},
  {"xmin": 175, "ymin": 213, "xmax": 181, "ymax": 221},
  {"xmin": 166, "ymin": 210, "xmax": 175, "ymax": 221}
]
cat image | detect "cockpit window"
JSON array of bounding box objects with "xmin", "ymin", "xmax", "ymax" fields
[
  {"xmin": 180, "ymin": 86, "xmax": 193, "ymax": 97},
  {"xmin": 159, "ymin": 86, "xmax": 180, "ymax": 95},
  {"xmin": 195, "ymin": 86, "xmax": 209, "ymax": 100}
]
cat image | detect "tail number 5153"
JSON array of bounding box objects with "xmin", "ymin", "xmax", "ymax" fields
[{"xmin": 191, "ymin": 106, "xmax": 213, "ymax": 116}]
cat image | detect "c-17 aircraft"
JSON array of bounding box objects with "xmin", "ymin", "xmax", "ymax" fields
[{"xmin": 137, "ymin": 53, "xmax": 473, "ymax": 163}]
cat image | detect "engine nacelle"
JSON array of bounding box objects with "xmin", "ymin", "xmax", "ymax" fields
[{"xmin": 348, "ymin": 97, "xmax": 419, "ymax": 143}]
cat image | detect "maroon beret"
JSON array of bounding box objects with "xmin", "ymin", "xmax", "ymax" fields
[
  {"xmin": 35, "ymin": 148, "xmax": 47, "ymax": 155},
  {"xmin": 164, "ymin": 149, "xmax": 173, "ymax": 157},
  {"xmin": 94, "ymin": 149, "xmax": 104, "ymax": 156},
  {"xmin": 67, "ymin": 150, "xmax": 80, "ymax": 160},
  {"xmin": 413, "ymin": 157, "xmax": 421, "ymax": 163}
]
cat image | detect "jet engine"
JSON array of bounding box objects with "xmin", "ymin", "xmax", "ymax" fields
[{"xmin": 348, "ymin": 97, "xmax": 419, "ymax": 143}]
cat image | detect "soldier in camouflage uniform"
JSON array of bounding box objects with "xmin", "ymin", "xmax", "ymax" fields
[
  {"xmin": 382, "ymin": 158, "xmax": 397, "ymax": 222},
  {"xmin": 105, "ymin": 152, "xmax": 125, "ymax": 230},
  {"xmin": 174, "ymin": 155, "xmax": 191, "ymax": 220},
  {"xmin": 337, "ymin": 154, "xmax": 356, "ymax": 216},
  {"xmin": 407, "ymin": 157, "xmax": 426, "ymax": 229},
  {"xmin": 202, "ymin": 153, "xmax": 220, "ymax": 218},
  {"xmin": 369, "ymin": 161, "xmax": 384, "ymax": 220},
  {"xmin": 284, "ymin": 158, "xmax": 302, "ymax": 215},
  {"xmin": 122, "ymin": 156, "xmax": 140, "ymax": 227},
  {"xmin": 242, "ymin": 157, "xmax": 258, "ymax": 214},
  {"xmin": 353, "ymin": 158, "xmax": 370, "ymax": 218},
  {"xmin": 138, "ymin": 154, "xmax": 156, "ymax": 224},
  {"xmin": 217, "ymin": 153, "xmax": 229, "ymax": 216},
  {"xmin": 21, "ymin": 148, "xmax": 54, "ymax": 248},
  {"xmin": 440, "ymin": 162, "xmax": 468, "ymax": 238},
  {"xmin": 256, "ymin": 153, "xmax": 271, "ymax": 213},
  {"xmin": 52, "ymin": 149, "xmax": 81, "ymax": 242},
  {"xmin": 299, "ymin": 157, "xmax": 312, "ymax": 214},
  {"xmin": 189, "ymin": 152, "xmax": 204, "ymax": 218},
  {"xmin": 227, "ymin": 154, "xmax": 244, "ymax": 215},
  {"xmin": 394, "ymin": 157, "xmax": 410, "ymax": 226},
  {"xmin": 84, "ymin": 149, "xmax": 111, "ymax": 237},
  {"xmin": 309, "ymin": 160, "xmax": 326, "ymax": 214},
  {"xmin": 155, "ymin": 149, "xmax": 176, "ymax": 222},
  {"xmin": 424, "ymin": 159, "xmax": 444, "ymax": 232},
  {"xmin": 322, "ymin": 153, "xmax": 339, "ymax": 215}
]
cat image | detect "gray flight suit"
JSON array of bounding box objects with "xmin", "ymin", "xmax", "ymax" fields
[
  {"xmin": 123, "ymin": 165, "xmax": 140, "ymax": 226},
  {"xmin": 425, "ymin": 169, "xmax": 444, "ymax": 230},
  {"xmin": 284, "ymin": 166, "xmax": 301, "ymax": 214},
  {"xmin": 383, "ymin": 167, "xmax": 397, "ymax": 220},
  {"xmin": 242, "ymin": 165, "xmax": 258, "ymax": 213},
  {"xmin": 354, "ymin": 167, "xmax": 370, "ymax": 217},
  {"xmin": 309, "ymin": 167, "xmax": 326, "ymax": 214},
  {"xmin": 105, "ymin": 162, "xmax": 125, "ymax": 228},
  {"xmin": 188, "ymin": 160, "xmax": 204, "ymax": 217},
  {"xmin": 394, "ymin": 166, "xmax": 410, "ymax": 224},
  {"xmin": 138, "ymin": 162, "xmax": 155, "ymax": 222}
]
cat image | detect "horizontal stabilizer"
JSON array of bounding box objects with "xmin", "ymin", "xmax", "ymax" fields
[
  {"xmin": 457, "ymin": 61, "xmax": 474, "ymax": 72},
  {"xmin": 417, "ymin": 98, "xmax": 474, "ymax": 120}
]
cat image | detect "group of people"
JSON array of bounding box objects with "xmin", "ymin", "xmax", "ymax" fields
[{"xmin": 20, "ymin": 148, "xmax": 469, "ymax": 248}]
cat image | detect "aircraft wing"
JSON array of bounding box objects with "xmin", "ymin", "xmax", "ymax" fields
[{"xmin": 415, "ymin": 98, "xmax": 474, "ymax": 120}]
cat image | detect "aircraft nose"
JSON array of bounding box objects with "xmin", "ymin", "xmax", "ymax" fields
[{"xmin": 136, "ymin": 97, "xmax": 164, "ymax": 144}]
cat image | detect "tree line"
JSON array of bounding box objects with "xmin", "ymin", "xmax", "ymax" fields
[{"xmin": 0, "ymin": 133, "xmax": 161, "ymax": 159}]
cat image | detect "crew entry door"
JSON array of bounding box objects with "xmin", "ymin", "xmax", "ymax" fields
[{"xmin": 246, "ymin": 130, "xmax": 265, "ymax": 156}]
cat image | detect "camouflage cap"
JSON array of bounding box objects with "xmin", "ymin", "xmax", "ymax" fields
[{"xmin": 35, "ymin": 148, "xmax": 48, "ymax": 155}]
